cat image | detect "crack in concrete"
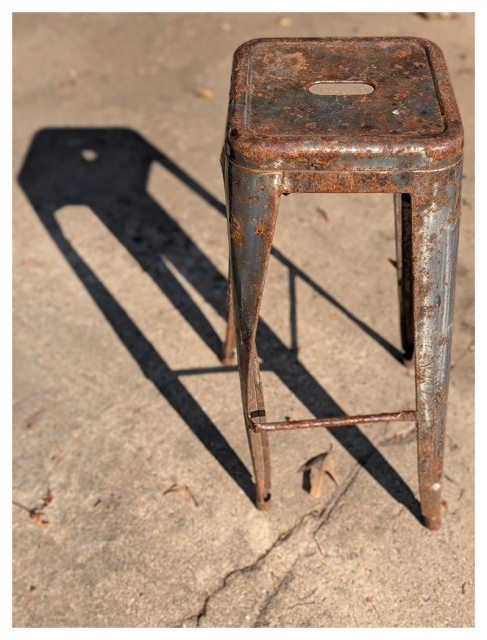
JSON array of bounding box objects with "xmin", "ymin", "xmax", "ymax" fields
[{"xmin": 178, "ymin": 458, "xmax": 365, "ymax": 628}]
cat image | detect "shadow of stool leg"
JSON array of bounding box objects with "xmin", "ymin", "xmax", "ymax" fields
[
  {"xmin": 223, "ymin": 158, "xmax": 280, "ymax": 509},
  {"xmin": 412, "ymin": 164, "xmax": 462, "ymax": 530}
]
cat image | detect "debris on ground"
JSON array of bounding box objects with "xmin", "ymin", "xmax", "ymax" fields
[
  {"xmin": 194, "ymin": 89, "xmax": 214, "ymax": 99},
  {"xmin": 299, "ymin": 450, "xmax": 339, "ymax": 498},
  {"xmin": 163, "ymin": 483, "xmax": 199, "ymax": 506},
  {"xmin": 316, "ymin": 207, "xmax": 331, "ymax": 222}
]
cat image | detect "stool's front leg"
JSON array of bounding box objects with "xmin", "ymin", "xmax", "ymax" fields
[
  {"xmin": 412, "ymin": 165, "xmax": 462, "ymax": 530},
  {"xmin": 223, "ymin": 160, "xmax": 281, "ymax": 509}
]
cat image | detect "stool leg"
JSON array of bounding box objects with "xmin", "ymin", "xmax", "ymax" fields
[
  {"xmin": 412, "ymin": 166, "xmax": 462, "ymax": 530},
  {"xmin": 394, "ymin": 193, "xmax": 415, "ymax": 366},
  {"xmin": 221, "ymin": 262, "xmax": 236, "ymax": 366},
  {"xmin": 223, "ymin": 159, "xmax": 280, "ymax": 509}
]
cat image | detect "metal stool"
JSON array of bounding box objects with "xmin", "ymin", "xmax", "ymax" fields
[{"xmin": 221, "ymin": 38, "xmax": 463, "ymax": 530}]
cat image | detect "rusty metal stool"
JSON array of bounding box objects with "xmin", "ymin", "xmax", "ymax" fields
[{"xmin": 220, "ymin": 38, "xmax": 463, "ymax": 529}]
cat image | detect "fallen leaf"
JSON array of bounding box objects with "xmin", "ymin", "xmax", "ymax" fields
[
  {"xmin": 419, "ymin": 12, "xmax": 455, "ymax": 19},
  {"xmin": 34, "ymin": 280, "xmax": 50, "ymax": 291},
  {"xmin": 299, "ymin": 450, "xmax": 339, "ymax": 498},
  {"xmin": 163, "ymin": 484, "xmax": 199, "ymax": 506},
  {"xmin": 393, "ymin": 425, "xmax": 416, "ymax": 440},
  {"xmin": 271, "ymin": 574, "xmax": 278, "ymax": 592},
  {"xmin": 43, "ymin": 489, "xmax": 53, "ymax": 505},
  {"xmin": 31, "ymin": 512, "xmax": 49, "ymax": 526},
  {"xmin": 289, "ymin": 602, "xmax": 315, "ymax": 610},
  {"xmin": 317, "ymin": 207, "xmax": 331, "ymax": 222},
  {"xmin": 194, "ymin": 89, "xmax": 214, "ymax": 99},
  {"xmin": 184, "ymin": 549, "xmax": 205, "ymax": 564}
]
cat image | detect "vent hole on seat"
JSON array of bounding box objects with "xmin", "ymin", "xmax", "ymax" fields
[{"xmin": 308, "ymin": 82, "xmax": 374, "ymax": 96}]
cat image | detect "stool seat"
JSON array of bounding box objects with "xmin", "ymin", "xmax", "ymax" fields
[
  {"xmin": 221, "ymin": 37, "xmax": 463, "ymax": 530},
  {"xmin": 225, "ymin": 38, "xmax": 462, "ymax": 172}
]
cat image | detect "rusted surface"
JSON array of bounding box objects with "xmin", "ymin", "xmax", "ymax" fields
[
  {"xmin": 222, "ymin": 37, "xmax": 463, "ymax": 528},
  {"xmin": 251, "ymin": 411, "xmax": 417, "ymax": 433},
  {"xmin": 225, "ymin": 38, "xmax": 463, "ymax": 173}
]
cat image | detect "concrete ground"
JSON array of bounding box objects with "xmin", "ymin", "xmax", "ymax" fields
[{"xmin": 12, "ymin": 13, "xmax": 474, "ymax": 627}]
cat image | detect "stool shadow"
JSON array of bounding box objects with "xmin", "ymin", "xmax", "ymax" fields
[{"xmin": 17, "ymin": 127, "xmax": 422, "ymax": 523}]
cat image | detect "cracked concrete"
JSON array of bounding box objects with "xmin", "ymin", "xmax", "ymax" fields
[{"xmin": 13, "ymin": 13, "xmax": 474, "ymax": 627}]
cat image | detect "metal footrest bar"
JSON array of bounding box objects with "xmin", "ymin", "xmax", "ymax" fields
[{"xmin": 250, "ymin": 410, "xmax": 417, "ymax": 433}]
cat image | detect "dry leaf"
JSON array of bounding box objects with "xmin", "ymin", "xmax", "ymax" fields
[
  {"xmin": 317, "ymin": 207, "xmax": 331, "ymax": 222},
  {"xmin": 163, "ymin": 484, "xmax": 198, "ymax": 506},
  {"xmin": 43, "ymin": 489, "xmax": 53, "ymax": 505},
  {"xmin": 393, "ymin": 425, "xmax": 416, "ymax": 440},
  {"xmin": 31, "ymin": 512, "xmax": 49, "ymax": 526},
  {"xmin": 34, "ymin": 280, "xmax": 50, "ymax": 290},
  {"xmin": 299, "ymin": 450, "xmax": 339, "ymax": 498},
  {"xmin": 419, "ymin": 12, "xmax": 455, "ymax": 19},
  {"xmin": 194, "ymin": 89, "xmax": 214, "ymax": 99}
]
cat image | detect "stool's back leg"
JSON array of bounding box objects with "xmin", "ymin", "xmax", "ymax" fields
[
  {"xmin": 223, "ymin": 159, "xmax": 280, "ymax": 509},
  {"xmin": 412, "ymin": 165, "xmax": 462, "ymax": 530},
  {"xmin": 394, "ymin": 193, "xmax": 415, "ymax": 366}
]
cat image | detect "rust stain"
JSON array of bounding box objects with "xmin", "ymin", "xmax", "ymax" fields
[{"xmin": 231, "ymin": 219, "xmax": 243, "ymax": 248}]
